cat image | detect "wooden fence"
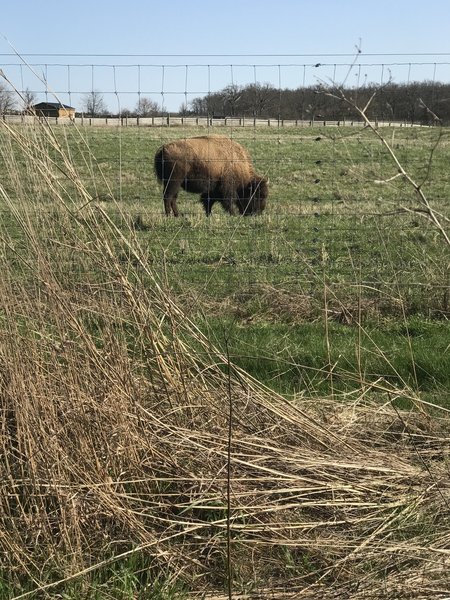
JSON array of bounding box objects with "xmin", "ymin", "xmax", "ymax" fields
[{"xmin": 2, "ymin": 114, "xmax": 429, "ymax": 128}]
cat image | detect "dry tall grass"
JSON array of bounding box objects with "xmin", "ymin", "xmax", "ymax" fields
[{"xmin": 0, "ymin": 118, "xmax": 449, "ymax": 599}]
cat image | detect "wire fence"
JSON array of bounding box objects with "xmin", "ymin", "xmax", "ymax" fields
[
  {"xmin": 2, "ymin": 53, "xmax": 450, "ymax": 117},
  {"xmin": 2, "ymin": 54, "xmax": 450, "ymax": 600},
  {"xmin": 1, "ymin": 53, "xmax": 449, "ymax": 319}
]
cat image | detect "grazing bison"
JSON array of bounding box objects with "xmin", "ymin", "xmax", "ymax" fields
[{"xmin": 154, "ymin": 135, "xmax": 268, "ymax": 216}]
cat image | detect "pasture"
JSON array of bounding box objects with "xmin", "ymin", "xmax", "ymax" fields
[
  {"xmin": 3, "ymin": 123, "xmax": 448, "ymax": 401},
  {"xmin": 0, "ymin": 120, "xmax": 449, "ymax": 598}
]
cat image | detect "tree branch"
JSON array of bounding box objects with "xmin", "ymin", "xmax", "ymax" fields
[{"xmin": 323, "ymin": 87, "xmax": 450, "ymax": 247}]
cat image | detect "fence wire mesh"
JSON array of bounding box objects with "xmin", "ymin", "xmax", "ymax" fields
[
  {"xmin": 1, "ymin": 53, "xmax": 449, "ymax": 318},
  {"xmin": 1, "ymin": 54, "xmax": 450, "ymax": 599}
]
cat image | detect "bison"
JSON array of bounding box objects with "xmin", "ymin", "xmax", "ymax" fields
[{"xmin": 154, "ymin": 135, "xmax": 268, "ymax": 217}]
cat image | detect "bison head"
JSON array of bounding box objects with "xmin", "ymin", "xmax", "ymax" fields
[{"xmin": 237, "ymin": 176, "xmax": 268, "ymax": 216}]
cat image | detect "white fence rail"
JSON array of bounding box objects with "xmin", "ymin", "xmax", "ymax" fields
[{"xmin": 1, "ymin": 114, "xmax": 429, "ymax": 128}]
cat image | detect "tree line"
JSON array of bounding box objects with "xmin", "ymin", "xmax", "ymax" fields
[
  {"xmin": 186, "ymin": 81, "xmax": 450, "ymax": 124},
  {"xmin": 80, "ymin": 82, "xmax": 450, "ymax": 124},
  {"xmin": 1, "ymin": 81, "xmax": 450, "ymax": 124}
]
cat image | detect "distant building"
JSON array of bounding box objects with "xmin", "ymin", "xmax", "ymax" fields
[{"xmin": 32, "ymin": 102, "xmax": 76, "ymax": 119}]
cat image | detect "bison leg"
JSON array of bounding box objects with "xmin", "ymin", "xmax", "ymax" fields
[
  {"xmin": 220, "ymin": 197, "xmax": 238, "ymax": 216},
  {"xmin": 166, "ymin": 195, "xmax": 179, "ymax": 217},
  {"xmin": 212, "ymin": 184, "xmax": 237, "ymax": 216},
  {"xmin": 162, "ymin": 180, "xmax": 180, "ymax": 217},
  {"xmin": 200, "ymin": 193, "xmax": 216, "ymax": 216}
]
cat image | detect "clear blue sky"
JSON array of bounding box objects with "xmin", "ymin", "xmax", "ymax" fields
[{"xmin": 1, "ymin": 0, "xmax": 450, "ymax": 112}]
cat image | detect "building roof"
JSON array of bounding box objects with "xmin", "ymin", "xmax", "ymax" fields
[{"xmin": 33, "ymin": 102, "xmax": 76, "ymax": 110}]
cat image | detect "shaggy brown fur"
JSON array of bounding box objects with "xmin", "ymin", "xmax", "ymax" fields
[{"xmin": 154, "ymin": 135, "xmax": 268, "ymax": 216}]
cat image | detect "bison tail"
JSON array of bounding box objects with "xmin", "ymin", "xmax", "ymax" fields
[
  {"xmin": 154, "ymin": 148, "xmax": 178, "ymax": 187},
  {"xmin": 154, "ymin": 148, "xmax": 164, "ymax": 183}
]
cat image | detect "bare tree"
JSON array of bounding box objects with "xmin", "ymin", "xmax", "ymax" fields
[
  {"xmin": 120, "ymin": 108, "xmax": 133, "ymax": 118},
  {"xmin": 222, "ymin": 84, "xmax": 242, "ymax": 116},
  {"xmin": 135, "ymin": 97, "xmax": 160, "ymax": 117},
  {"xmin": 189, "ymin": 95, "xmax": 208, "ymax": 115},
  {"xmin": 0, "ymin": 81, "xmax": 16, "ymax": 114},
  {"xmin": 248, "ymin": 83, "xmax": 277, "ymax": 117},
  {"xmin": 81, "ymin": 90, "xmax": 108, "ymax": 117},
  {"xmin": 22, "ymin": 87, "xmax": 37, "ymax": 112}
]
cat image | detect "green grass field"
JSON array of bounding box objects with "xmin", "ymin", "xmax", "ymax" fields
[
  {"xmin": 3, "ymin": 123, "xmax": 448, "ymax": 404},
  {"xmin": 0, "ymin": 121, "xmax": 449, "ymax": 598}
]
